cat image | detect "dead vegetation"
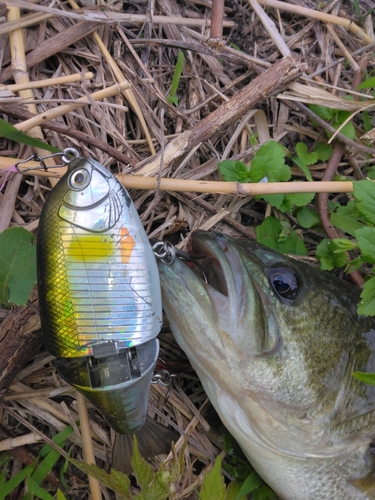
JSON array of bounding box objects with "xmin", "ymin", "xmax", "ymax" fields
[{"xmin": 0, "ymin": 0, "xmax": 375, "ymax": 498}]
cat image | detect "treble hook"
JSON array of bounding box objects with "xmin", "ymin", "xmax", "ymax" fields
[{"xmin": 152, "ymin": 240, "xmax": 208, "ymax": 283}]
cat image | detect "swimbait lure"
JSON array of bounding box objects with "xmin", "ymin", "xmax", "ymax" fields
[{"xmin": 37, "ymin": 153, "xmax": 162, "ymax": 434}]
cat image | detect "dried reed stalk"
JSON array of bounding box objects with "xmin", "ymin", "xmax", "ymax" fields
[
  {"xmin": 257, "ymin": 0, "xmax": 373, "ymax": 43},
  {"xmin": 76, "ymin": 392, "xmax": 102, "ymax": 500},
  {"xmin": 7, "ymin": 6, "xmax": 58, "ymax": 185},
  {"xmin": 15, "ymin": 82, "xmax": 131, "ymax": 133},
  {"xmin": 0, "ymin": 72, "xmax": 94, "ymax": 92}
]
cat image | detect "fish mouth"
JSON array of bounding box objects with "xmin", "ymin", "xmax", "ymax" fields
[
  {"xmin": 159, "ymin": 231, "xmax": 281, "ymax": 357},
  {"xmin": 190, "ymin": 231, "xmax": 281, "ymax": 355}
]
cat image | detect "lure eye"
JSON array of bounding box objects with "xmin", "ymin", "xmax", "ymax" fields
[
  {"xmin": 69, "ymin": 168, "xmax": 90, "ymax": 190},
  {"xmin": 268, "ymin": 267, "xmax": 299, "ymax": 301}
]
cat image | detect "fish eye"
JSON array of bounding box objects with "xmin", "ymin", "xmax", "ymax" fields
[
  {"xmin": 268, "ymin": 267, "xmax": 299, "ymax": 301},
  {"xmin": 69, "ymin": 169, "xmax": 90, "ymax": 190}
]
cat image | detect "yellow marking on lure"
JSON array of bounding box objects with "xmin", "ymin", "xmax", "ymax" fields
[
  {"xmin": 67, "ymin": 234, "xmax": 114, "ymax": 261},
  {"xmin": 119, "ymin": 227, "xmax": 135, "ymax": 264}
]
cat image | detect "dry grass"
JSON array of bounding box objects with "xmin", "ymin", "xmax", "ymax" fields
[{"xmin": 0, "ymin": 0, "xmax": 374, "ymax": 498}]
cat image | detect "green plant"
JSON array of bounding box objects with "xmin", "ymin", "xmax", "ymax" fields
[
  {"xmin": 218, "ymin": 139, "xmax": 326, "ymax": 255},
  {"xmin": 0, "ymin": 426, "xmax": 74, "ymax": 500},
  {"xmin": 0, "ymin": 227, "xmax": 37, "ymax": 306},
  {"xmin": 167, "ymin": 50, "xmax": 185, "ymax": 106},
  {"xmin": 218, "ymin": 136, "xmax": 375, "ymax": 316},
  {"xmin": 0, "ymin": 118, "xmax": 59, "ymax": 153},
  {"xmin": 316, "ymin": 180, "xmax": 375, "ymax": 316},
  {"xmin": 308, "ymin": 103, "xmax": 355, "ymax": 140}
]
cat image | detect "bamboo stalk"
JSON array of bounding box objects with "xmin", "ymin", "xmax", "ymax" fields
[
  {"xmin": 117, "ymin": 176, "xmax": 355, "ymax": 195},
  {"xmin": 76, "ymin": 392, "xmax": 102, "ymax": 500},
  {"xmin": 14, "ymin": 81, "xmax": 131, "ymax": 133},
  {"xmin": 257, "ymin": 0, "xmax": 372, "ymax": 44},
  {"xmin": 0, "ymin": 158, "xmax": 357, "ymax": 194},
  {"xmin": 0, "ymin": 72, "xmax": 94, "ymax": 92}
]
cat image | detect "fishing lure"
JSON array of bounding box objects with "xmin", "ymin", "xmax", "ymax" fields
[{"xmin": 37, "ymin": 150, "xmax": 162, "ymax": 433}]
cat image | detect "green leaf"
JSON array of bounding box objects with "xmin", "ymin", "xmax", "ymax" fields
[
  {"xmin": 0, "ymin": 227, "xmax": 37, "ymax": 306},
  {"xmin": 353, "ymin": 180, "xmax": 375, "ymax": 225},
  {"xmin": 167, "ymin": 95, "xmax": 178, "ymax": 106},
  {"xmin": 32, "ymin": 448, "xmax": 61, "ymax": 486},
  {"xmin": 355, "ymin": 227, "xmax": 375, "ymax": 264},
  {"xmin": 218, "ymin": 160, "xmax": 251, "ymax": 183},
  {"xmin": 56, "ymin": 490, "xmax": 68, "ymax": 500},
  {"xmin": 285, "ymin": 191, "xmax": 315, "ymax": 207},
  {"xmin": 135, "ymin": 470, "xmax": 170, "ymax": 500},
  {"xmin": 330, "ymin": 212, "xmax": 366, "ymax": 238},
  {"xmin": 314, "ymin": 142, "xmax": 333, "ymax": 161},
  {"xmin": 357, "ymin": 76, "xmax": 375, "ymax": 89},
  {"xmin": 295, "ymin": 142, "xmax": 318, "ymax": 165},
  {"xmin": 309, "ymin": 104, "xmax": 335, "ymax": 122},
  {"xmin": 316, "ymin": 239, "xmax": 348, "ymax": 270},
  {"xmin": 292, "ymin": 156, "xmax": 312, "ymax": 181},
  {"xmin": 0, "ymin": 462, "xmax": 35, "ymax": 499},
  {"xmin": 252, "ymin": 483, "xmax": 277, "ymax": 500},
  {"xmin": 256, "ymin": 217, "xmax": 307, "ymax": 255},
  {"xmin": 367, "ymin": 166, "xmax": 375, "ymax": 180},
  {"xmin": 26, "ymin": 476, "xmax": 54, "ymax": 500},
  {"xmin": 296, "ymin": 206, "xmax": 320, "ymax": 228},
  {"xmin": 131, "ymin": 436, "xmax": 154, "ymax": 490},
  {"xmin": 331, "ymin": 238, "xmax": 357, "ymax": 253},
  {"xmin": 250, "ymin": 141, "xmax": 290, "ymax": 183},
  {"xmin": 31, "ymin": 426, "xmax": 74, "ymax": 488},
  {"xmin": 0, "ymin": 117, "xmax": 59, "ymax": 153},
  {"xmin": 362, "ymin": 110, "xmax": 372, "ymax": 133},
  {"xmin": 0, "ymin": 454, "xmax": 10, "ymax": 488},
  {"xmin": 226, "ymin": 482, "xmax": 244, "ymax": 500},
  {"xmin": 234, "ymin": 472, "xmax": 263, "ymax": 500},
  {"xmin": 358, "ymin": 276, "xmax": 375, "ymax": 316},
  {"xmin": 352, "ymin": 371, "xmax": 375, "ymax": 384},
  {"xmin": 332, "ymin": 116, "xmax": 355, "ymax": 140},
  {"xmin": 199, "ymin": 456, "xmax": 227, "ymax": 500},
  {"xmin": 38, "ymin": 425, "xmax": 74, "ymax": 458},
  {"xmin": 70, "ymin": 458, "xmax": 132, "ymax": 497},
  {"xmin": 167, "ymin": 49, "xmax": 185, "ymax": 106},
  {"xmin": 259, "ymin": 193, "xmax": 285, "ymax": 210},
  {"xmin": 345, "ymin": 256, "xmax": 363, "ymax": 273}
]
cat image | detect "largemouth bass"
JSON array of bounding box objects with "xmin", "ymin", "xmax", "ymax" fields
[
  {"xmin": 158, "ymin": 230, "xmax": 375, "ymax": 500},
  {"xmin": 37, "ymin": 156, "xmax": 171, "ymax": 454}
]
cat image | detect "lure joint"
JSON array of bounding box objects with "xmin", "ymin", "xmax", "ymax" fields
[
  {"xmin": 152, "ymin": 241, "xmax": 176, "ymax": 265},
  {"xmin": 15, "ymin": 147, "xmax": 80, "ymax": 173},
  {"xmin": 152, "ymin": 369, "xmax": 177, "ymax": 403}
]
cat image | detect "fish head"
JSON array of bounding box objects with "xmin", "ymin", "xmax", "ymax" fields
[
  {"xmin": 53, "ymin": 157, "xmax": 130, "ymax": 232},
  {"xmin": 158, "ymin": 231, "xmax": 375, "ymax": 460}
]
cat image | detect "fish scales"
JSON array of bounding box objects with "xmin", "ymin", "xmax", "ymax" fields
[{"xmin": 158, "ymin": 231, "xmax": 375, "ymax": 500}]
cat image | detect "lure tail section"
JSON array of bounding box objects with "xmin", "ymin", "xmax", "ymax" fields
[
  {"xmin": 112, "ymin": 418, "xmax": 179, "ymax": 475},
  {"xmin": 55, "ymin": 339, "xmax": 159, "ymax": 434}
]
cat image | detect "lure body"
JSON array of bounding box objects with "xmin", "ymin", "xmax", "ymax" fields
[
  {"xmin": 38, "ymin": 157, "xmax": 162, "ymax": 358},
  {"xmin": 37, "ymin": 157, "xmax": 162, "ymax": 433}
]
